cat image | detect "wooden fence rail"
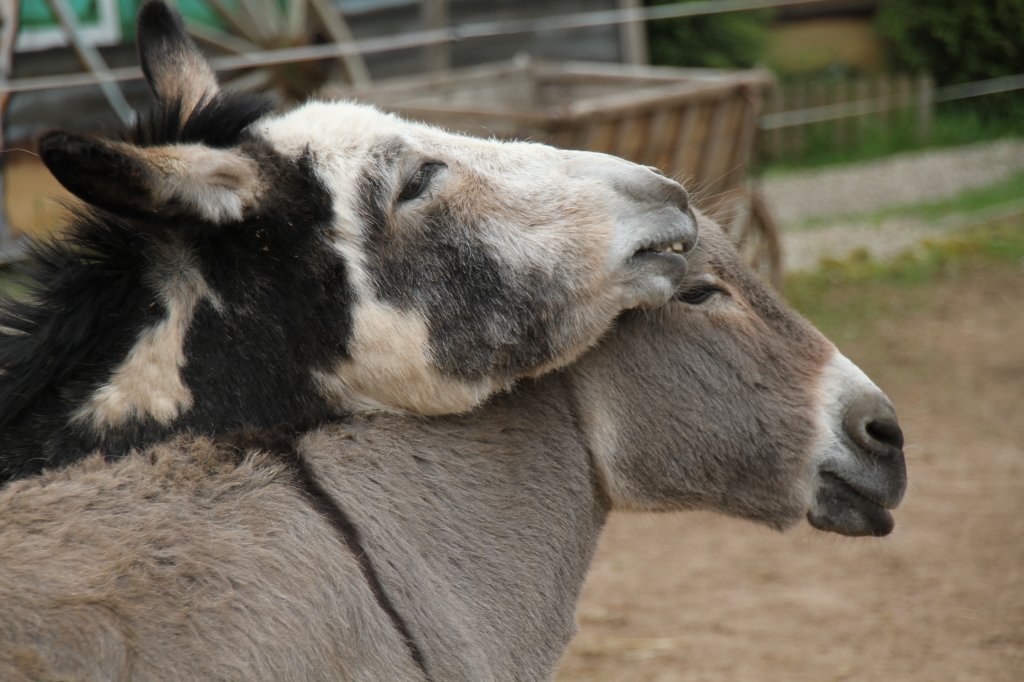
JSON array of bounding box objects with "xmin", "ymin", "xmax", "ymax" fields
[{"xmin": 759, "ymin": 73, "xmax": 935, "ymax": 163}]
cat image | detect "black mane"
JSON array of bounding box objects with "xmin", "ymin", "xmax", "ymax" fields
[
  {"xmin": 0, "ymin": 215, "xmax": 155, "ymax": 433},
  {"xmin": 130, "ymin": 90, "xmax": 273, "ymax": 149}
]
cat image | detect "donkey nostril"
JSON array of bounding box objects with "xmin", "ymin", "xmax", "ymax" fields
[
  {"xmin": 843, "ymin": 394, "xmax": 903, "ymax": 456},
  {"xmin": 866, "ymin": 417, "xmax": 904, "ymax": 450},
  {"xmin": 671, "ymin": 183, "xmax": 690, "ymax": 210}
]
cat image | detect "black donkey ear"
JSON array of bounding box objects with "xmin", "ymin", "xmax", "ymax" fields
[
  {"xmin": 39, "ymin": 130, "xmax": 261, "ymax": 224},
  {"xmin": 137, "ymin": 0, "xmax": 220, "ymax": 120}
]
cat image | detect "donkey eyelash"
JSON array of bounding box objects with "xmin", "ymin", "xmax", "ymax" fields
[
  {"xmin": 397, "ymin": 162, "xmax": 446, "ymax": 202},
  {"xmin": 675, "ymin": 284, "xmax": 726, "ymax": 305}
]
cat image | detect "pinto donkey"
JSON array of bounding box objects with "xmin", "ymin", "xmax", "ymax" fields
[
  {"xmin": 0, "ymin": 1, "xmax": 697, "ymax": 482},
  {"xmin": 0, "ymin": 214, "xmax": 907, "ymax": 681}
]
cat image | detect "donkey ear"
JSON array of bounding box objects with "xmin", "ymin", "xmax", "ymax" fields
[
  {"xmin": 39, "ymin": 131, "xmax": 261, "ymax": 224},
  {"xmin": 137, "ymin": 0, "xmax": 219, "ymax": 118}
]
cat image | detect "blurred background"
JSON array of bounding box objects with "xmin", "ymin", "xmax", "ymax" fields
[{"xmin": 1, "ymin": 1, "xmax": 1021, "ymax": 679}]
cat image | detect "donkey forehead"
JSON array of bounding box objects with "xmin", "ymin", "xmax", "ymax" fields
[
  {"xmin": 255, "ymin": 100, "xmax": 567, "ymax": 174},
  {"xmin": 255, "ymin": 100, "xmax": 408, "ymax": 158},
  {"xmin": 254, "ymin": 100, "xmax": 614, "ymax": 255}
]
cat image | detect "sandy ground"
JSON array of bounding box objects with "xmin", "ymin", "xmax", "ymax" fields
[{"xmin": 555, "ymin": 261, "xmax": 1024, "ymax": 681}]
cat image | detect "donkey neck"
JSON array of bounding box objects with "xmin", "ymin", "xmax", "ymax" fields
[
  {"xmin": 0, "ymin": 187, "xmax": 349, "ymax": 482},
  {"xmin": 298, "ymin": 374, "xmax": 609, "ymax": 680}
]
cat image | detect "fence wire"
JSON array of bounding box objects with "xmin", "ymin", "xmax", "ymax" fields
[
  {"xmin": 762, "ymin": 74, "xmax": 1024, "ymax": 130},
  {"xmin": 2, "ymin": 0, "xmax": 826, "ymax": 95}
]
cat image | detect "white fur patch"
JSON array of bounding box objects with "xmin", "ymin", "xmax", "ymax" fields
[
  {"xmin": 144, "ymin": 144, "xmax": 261, "ymax": 223},
  {"xmin": 72, "ymin": 259, "xmax": 216, "ymax": 429},
  {"xmin": 315, "ymin": 301, "xmax": 498, "ymax": 416}
]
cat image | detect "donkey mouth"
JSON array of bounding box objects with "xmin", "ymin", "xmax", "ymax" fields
[
  {"xmin": 631, "ymin": 240, "xmax": 688, "ymax": 264},
  {"xmin": 807, "ymin": 471, "xmax": 896, "ymax": 537}
]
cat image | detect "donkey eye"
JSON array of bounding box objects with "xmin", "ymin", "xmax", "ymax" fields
[
  {"xmin": 398, "ymin": 162, "xmax": 445, "ymax": 202},
  {"xmin": 676, "ymin": 285, "xmax": 724, "ymax": 305}
]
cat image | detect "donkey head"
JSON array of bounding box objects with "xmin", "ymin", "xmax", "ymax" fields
[
  {"xmin": 0, "ymin": 0, "xmax": 694, "ymax": 480},
  {"xmin": 253, "ymin": 107, "xmax": 697, "ymax": 414},
  {"xmin": 572, "ymin": 213, "xmax": 907, "ymax": 537}
]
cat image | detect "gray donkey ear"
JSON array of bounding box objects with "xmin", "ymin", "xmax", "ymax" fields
[
  {"xmin": 39, "ymin": 131, "xmax": 260, "ymax": 224},
  {"xmin": 137, "ymin": 0, "xmax": 219, "ymax": 119}
]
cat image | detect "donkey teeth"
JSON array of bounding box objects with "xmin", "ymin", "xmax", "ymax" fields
[{"xmin": 638, "ymin": 241, "xmax": 685, "ymax": 256}]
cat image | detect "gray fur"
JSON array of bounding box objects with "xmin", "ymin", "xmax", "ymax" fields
[{"xmin": 0, "ymin": 219, "xmax": 904, "ymax": 680}]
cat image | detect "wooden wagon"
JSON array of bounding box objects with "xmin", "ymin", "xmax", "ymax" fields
[{"xmin": 346, "ymin": 58, "xmax": 781, "ymax": 286}]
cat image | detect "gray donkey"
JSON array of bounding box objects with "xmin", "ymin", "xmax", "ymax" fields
[{"xmin": 0, "ymin": 215, "xmax": 906, "ymax": 681}]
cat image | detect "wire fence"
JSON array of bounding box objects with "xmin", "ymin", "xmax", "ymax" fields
[
  {"xmin": 1, "ymin": 0, "xmax": 827, "ymax": 95},
  {"xmin": 760, "ymin": 73, "xmax": 1024, "ymax": 163}
]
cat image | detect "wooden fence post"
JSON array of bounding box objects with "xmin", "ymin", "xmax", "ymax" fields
[
  {"xmin": 790, "ymin": 81, "xmax": 805, "ymax": 157},
  {"xmin": 421, "ymin": 0, "xmax": 450, "ymax": 74},
  {"xmin": 768, "ymin": 83, "xmax": 784, "ymax": 162},
  {"xmin": 895, "ymin": 73, "xmax": 912, "ymax": 131},
  {"xmin": 833, "ymin": 78, "xmax": 848, "ymax": 151},
  {"xmin": 855, "ymin": 76, "xmax": 870, "ymax": 141},
  {"xmin": 916, "ymin": 73, "xmax": 934, "ymax": 141},
  {"xmin": 757, "ymin": 72, "xmax": 937, "ymax": 164},
  {"xmin": 0, "ymin": 0, "xmax": 19, "ymax": 256},
  {"xmin": 876, "ymin": 74, "xmax": 889, "ymax": 130}
]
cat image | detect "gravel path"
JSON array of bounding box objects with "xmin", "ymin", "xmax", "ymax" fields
[{"xmin": 760, "ymin": 138, "xmax": 1024, "ymax": 271}]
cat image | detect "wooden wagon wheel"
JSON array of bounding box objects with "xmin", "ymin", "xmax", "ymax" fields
[
  {"xmin": 177, "ymin": 0, "xmax": 370, "ymax": 102},
  {"xmin": 723, "ymin": 186, "xmax": 783, "ymax": 290},
  {"xmin": 0, "ymin": 0, "xmax": 19, "ymax": 255}
]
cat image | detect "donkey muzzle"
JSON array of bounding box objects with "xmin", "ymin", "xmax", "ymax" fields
[{"xmin": 808, "ymin": 354, "xmax": 908, "ymax": 537}]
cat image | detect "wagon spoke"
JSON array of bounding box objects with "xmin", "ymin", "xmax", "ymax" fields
[
  {"xmin": 308, "ymin": 0, "xmax": 371, "ymax": 87},
  {"xmin": 286, "ymin": 0, "xmax": 309, "ymax": 41},
  {"xmin": 236, "ymin": 0, "xmax": 278, "ymax": 43},
  {"xmin": 222, "ymin": 68, "xmax": 276, "ymax": 94},
  {"xmin": 204, "ymin": 0, "xmax": 263, "ymax": 44},
  {"xmin": 185, "ymin": 21, "xmax": 261, "ymax": 56}
]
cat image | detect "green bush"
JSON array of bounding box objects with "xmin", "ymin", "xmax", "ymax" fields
[
  {"xmin": 876, "ymin": 0, "xmax": 1024, "ymax": 85},
  {"xmin": 645, "ymin": 0, "xmax": 771, "ymax": 69}
]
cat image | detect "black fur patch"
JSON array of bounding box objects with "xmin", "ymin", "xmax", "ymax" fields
[
  {"xmin": 358, "ymin": 173, "xmax": 559, "ymax": 382},
  {"xmin": 130, "ymin": 91, "xmax": 272, "ymax": 150},
  {"xmin": 0, "ymin": 219, "xmax": 161, "ymax": 476}
]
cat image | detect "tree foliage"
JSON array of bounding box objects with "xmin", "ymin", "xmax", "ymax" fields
[
  {"xmin": 876, "ymin": 0, "xmax": 1024, "ymax": 85},
  {"xmin": 645, "ymin": 0, "xmax": 770, "ymax": 69}
]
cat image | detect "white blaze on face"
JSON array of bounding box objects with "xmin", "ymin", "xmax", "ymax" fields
[{"xmin": 72, "ymin": 261, "xmax": 216, "ymax": 429}]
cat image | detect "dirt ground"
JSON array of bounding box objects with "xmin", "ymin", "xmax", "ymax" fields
[{"xmin": 556, "ymin": 262, "xmax": 1024, "ymax": 681}]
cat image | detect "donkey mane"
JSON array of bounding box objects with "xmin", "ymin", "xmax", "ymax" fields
[
  {"xmin": 0, "ymin": 215, "xmax": 153, "ymax": 433},
  {"xmin": 0, "ymin": 88, "xmax": 346, "ymax": 478},
  {"xmin": 132, "ymin": 91, "xmax": 273, "ymax": 149},
  {"xmin": 0, "ymin": 86, "xmax": 275, "ymax": 403}
]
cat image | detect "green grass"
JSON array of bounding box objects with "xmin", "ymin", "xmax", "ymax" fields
[
  {"xmin": 791, "ymin": 169, "xmax": 1024, "ymax": 231},
  {"xmin": 763, "ymin": 96, "xmax": 1024, "ymax": 173},
  {"xmin": 783, "ymin": 220, "xmax": 1024, "ymax": 343}
]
